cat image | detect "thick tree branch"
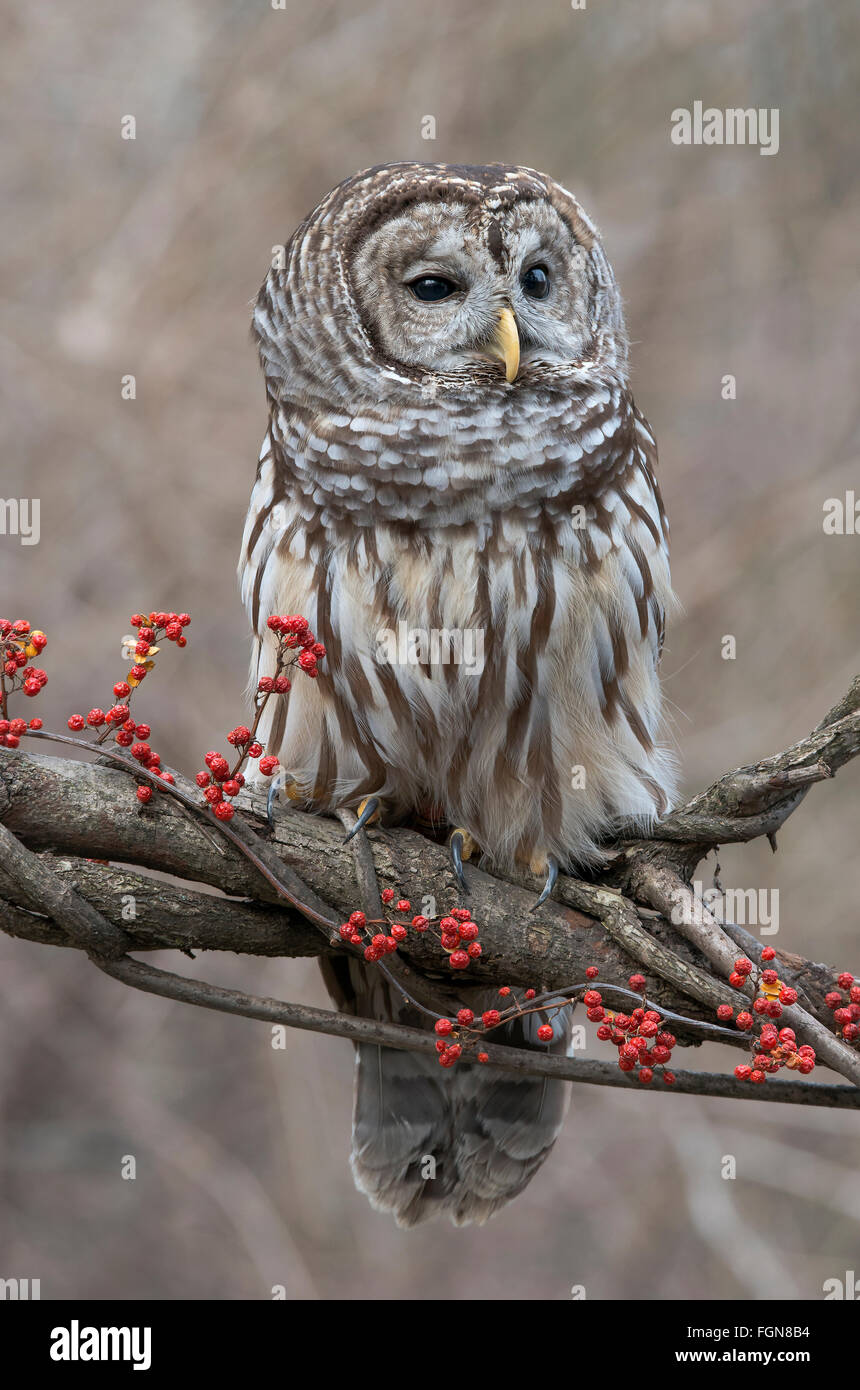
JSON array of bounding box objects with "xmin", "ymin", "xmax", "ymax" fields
[{"xmin": 0, "ymin": 675, "xmax": 858, "ymax": 1102}]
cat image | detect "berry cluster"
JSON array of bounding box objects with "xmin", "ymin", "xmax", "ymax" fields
[
  {"xmin": 63, "ymin": 610, "xmax": 191, "ymax": 798},
  {"xmin": 193, "ymin": 614, "xmax": 324, "ymax": 822},
  {"xmin": 419, "ymin": 965, "xmax": 679, "ymax": 1079},
  {"xmin": 716, "ymin": 947, "xmax": 815, "ymax": 1084},
  {"xmin": 0, "ymin": 618, "xmax": 48, "ymax": 738},
  {"xmin": 824, "ymin": 970, "xmax": 860, "ymax": 1044},
  {"xmin": 338, "ymin": 892, "xmax": 483, "ymax": 971},
  {"xmin": 589, "ymin": 972, "xmax": 678, "ymax": 1084},
  {"xmin": 432, "ymin": 986, "xmax": 545, "ymax": 1070}
]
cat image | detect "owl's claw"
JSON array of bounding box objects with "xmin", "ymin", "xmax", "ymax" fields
[
  {"xmin": 266, "ymin": 770, "xmax": 302, "ymax": 829},
  {"xmin": 449, "ymin": 828, "xmax": 476, "ymax": 897},
  {"xmin": 531, "ymin": 854, "xmax": 560, "ymax": 912},
  {"xmin": 342, "ymin": 796, "xmax": 382, "ymax": 844}
]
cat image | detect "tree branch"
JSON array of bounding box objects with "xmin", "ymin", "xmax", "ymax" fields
[{"xmin": 1, "ymin": 675, "xmax": 858, "ymax": 1104}]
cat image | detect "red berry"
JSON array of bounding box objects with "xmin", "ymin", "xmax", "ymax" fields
[
  {"xmin": 115, "ymin": 730, "xmax": 133, "ymax": 746},
  {"xmin": 28, "ymin": 718, "xmax": 42, "ymax": 730},
  {"xmin": 196, "ymin": 772, "xmax": 210, "ymax": 787},
  {"xmin": 434, "ymin": 1018, "xmax": 454, "ymax": 1036},
  {"xmin": 837, "ymin": 972, "xmax": 855, "ymax": 990},
  {"xmin": 258, "ymin": 677, "xmax": 274, "ymax": 693},
  {"xmin": 222, "ymin": 780, "xmax": 241, "ymax": 797},
  {"xmin": 204, "ymin": 786, "xmax": 221, "ymax": 804},
  {"xmin": 761, "ymin": 946, "xmax": 776, "ymax": 961},
  {"xmin": 586, "ymin": 966, "xmax": 599, "ymax": 979},
  {"xmin": 213, "ymin": 802, "xmax": 234, "ymax": 821},
  {"xmin": 537, "ymin": 1024, "xmax": 553, "ymax": 1042},
  {"xmin": 348, "ymin": 911, "xmax": 366, "ymax": 929},
  {"xmin": 381, "ymin": 888, "xmax": 395, "ymax": 904},
  {"xmin": 457, "ymin": 1009, "xmax": 474, "ymax": 1026},
  {"xmin": 113, "ymin": 682, "xmax": 131, "ymax": 698},
  {"xmin": 466, "ymin": 942, "xmax": 482, "ymax": 959},
  {"xmin": 481, "ymin": 1010, "xmax": 501, "ymax": 1029},
  {"xmin": 227, "ymin": 726, "xmax": 251, "ymax": 747},
  {"xmin": 136, "ymin": 785, "xmax": 153, "ymax": 804},
  {"xmin": 735, "ymin": 1012, "xmax": 753, "ymax": 1031},
  {"xmin": 273, "ymin": 676, "xmax": 291, "ymax": 693},
  {"xmin": 477, "ymin": 1053, "xmax": 489, "ymax": 1064},
  {"xmin": 638, "ymin": 1067, "xmax": 654, "ymax": 1084},
  {"xmin": 411, "ymin": 915, "xmax": 429, "ymax": 932},
  {"xmin": 258, "ymin": 756, "xmax": 279, "ymax": 776},
  {"xmin": 248, "ymin": 742, "xmax": 263, "ymax": 758},
  {"xmin": 68, "ymin": 714, "xmax": 85, "ymax": 731},
  {"xmin": 86, "ymin": 708, "xmax": 106, "ymax": 727},
  {"xmin": 628, "ymin": 974, "xmax": 646, "ymax": 992},
  {"xmin": 449, "ymin": 950, "xmax": 470, "ymax": 970},
  {"xmin": 663, "ymin": 1071, "xmax": 676, "ymax": 1085},
  {"xmin": 716, "ymin": 1004, "xmax": 734, "ymax": 1021},
  {"xmin": 390, "ymin": 924, "xmax": 408, "ymax": 942},
  {"xmin": 734, "ymin": 957, "xmax": 753, "ymax": 976},
  {"xmin": 396, "ymin": 899, "xmax": 411, "ymax": 913}
]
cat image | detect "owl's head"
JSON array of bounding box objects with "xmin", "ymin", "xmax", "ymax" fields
[{"xmin": 256, "ymin": 163, "xmax": 627, "ymax": 405}]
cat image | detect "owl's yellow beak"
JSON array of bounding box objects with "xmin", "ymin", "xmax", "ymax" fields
[{"xmin": 487, "ymin": 306, "xmax": 520, "ymax": 383}]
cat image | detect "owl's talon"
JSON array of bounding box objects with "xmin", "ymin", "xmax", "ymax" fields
[
  {"xmin": 449, "ymin": 828, "xmax": 476, "ymax": 897},
  {"xmin": 531, "ymin": 854, "xmax": 560, "ymax": 912},
  {"xmin": 267, "ymin": 770, "xmax": 302, "ymax": 829},
  {"xmin": 343, "ymin": 796, "xmax": 382, "ymax": 844}
]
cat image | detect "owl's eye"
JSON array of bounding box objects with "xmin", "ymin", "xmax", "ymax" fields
[
  {"xmin": 408, "ymin": 275, "xmax": 458, "ymax": 302},
  {"xmin": 521, "ymin": 264, "xmax": 550, "ymax": 299}
]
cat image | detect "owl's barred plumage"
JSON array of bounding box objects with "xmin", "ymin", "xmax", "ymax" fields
[{"xmin": 239, "ymin": 162, "xmax": 676, "ymax": 1225}]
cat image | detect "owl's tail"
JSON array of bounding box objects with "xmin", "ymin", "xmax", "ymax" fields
[{"xmin": 319, "ymin": 956, "xmax": 572, "ymax": 1227}]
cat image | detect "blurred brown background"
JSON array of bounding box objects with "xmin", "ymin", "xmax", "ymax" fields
[{"xmin": 1, "ymin": 0, "xmax": 858, "ymax": 1300}]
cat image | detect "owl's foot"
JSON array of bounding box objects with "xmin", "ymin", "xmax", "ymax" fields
[
  {"xmin": 529, "ymin": 852, "xmax": 560, "ymax": 912},
  {"xmin": 449, "ymin": 827, "xmax": 477, "ymax": 897},
  {"xmin": 266, "ymin": 771, "xmax": 304, "ymax": 829},
  {"xmin": 342, "ymin": 796, "xmax": 383, "ymax": 844}
]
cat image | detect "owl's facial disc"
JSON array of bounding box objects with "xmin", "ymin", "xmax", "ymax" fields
[{"xmin": 350, "ymin": 198, "xmax": 594, "ymax": 381}]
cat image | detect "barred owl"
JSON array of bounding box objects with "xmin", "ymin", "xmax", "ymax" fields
[{"xmin": 239, "ymin": 163, "xmax": 676, "ymax": 1226}]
